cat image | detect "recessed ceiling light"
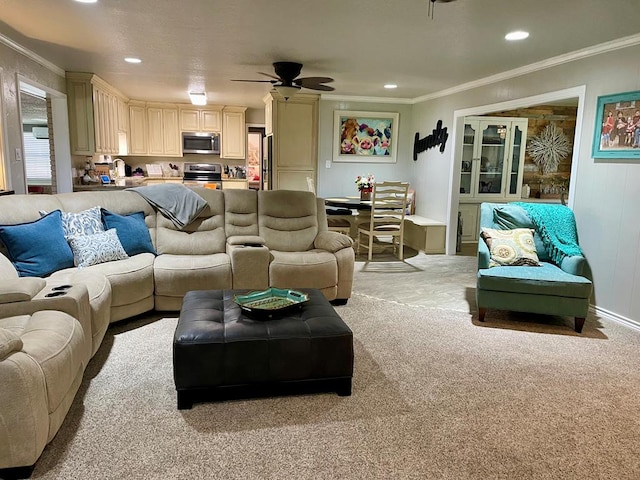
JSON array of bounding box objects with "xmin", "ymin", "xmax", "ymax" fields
[
  {"xmin": 384, "ymin": 84, "xmax": 398, "ymax": 89},
  {"xmin": 505, "ymin": 31, "xmax": 529, "ymax": 41},
  {"xmin": 124, "ymin": 57, "xmax": 142, "ymax": 64},
  {"xmin": 74, "ymin": 0, "xmax": 98, "ymax": 3}
]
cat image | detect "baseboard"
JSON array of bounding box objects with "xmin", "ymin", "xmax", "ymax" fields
[{"xmin": 590, "ymin": 305, "xmax": 640, "ymax": 331}]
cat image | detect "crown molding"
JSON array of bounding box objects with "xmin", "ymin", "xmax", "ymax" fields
[
  {"xmin": 320, "ymin": 94, "xmax": 413, "ymax": 105},
  {"xmin": 0, "ymin": 33, "xmax": 65, "ymax": 77},
  {"xmin": 412, "ymin": 33, "xmax": 640, "ymax": 104}
]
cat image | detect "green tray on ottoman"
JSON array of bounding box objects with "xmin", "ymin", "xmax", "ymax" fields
[{"xmin": 233, "ymin": 288, "xmax": 309, "ymax": 318}]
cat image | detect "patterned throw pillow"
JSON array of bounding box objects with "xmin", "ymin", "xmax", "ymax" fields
[
  {"xmin": 480, "ymin": 227, "xmax": 540, "ymax": 267},
  {"xmin": 67, "ymin": 228, "xmax": 129, "ymax": 268},
  {"xmin": 40, "ymin": 207, "xmax": 104, "ymax": 239}
]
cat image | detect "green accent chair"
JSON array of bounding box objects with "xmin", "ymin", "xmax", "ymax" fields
[{"xmin": 476, "ymin": 202, "xmax": 592, "ymax": 333}]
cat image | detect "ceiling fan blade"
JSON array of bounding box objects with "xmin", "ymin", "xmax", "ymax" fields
[
  {"xmin": 231, "ymin": 79, "xmax": 277, "ymax": 84},
  {"xmin": 298, "ymin": 83, "xmax": 335, "ymax": 92},
  {"xmin": 258, "ymin": 71, "xmax": 282, "ymax": 81},
  {"xmin": 295, "ymin": 77, "xmax": 334, "ymax": 85}
]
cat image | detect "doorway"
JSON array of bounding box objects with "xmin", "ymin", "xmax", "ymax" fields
[
  {"xmin": 447, "ymin": 85, "xmax": 587, "ymax": 255},
  {"xmin": 17, "ymin": 76, "xmax": 72, "ymax": 194}
]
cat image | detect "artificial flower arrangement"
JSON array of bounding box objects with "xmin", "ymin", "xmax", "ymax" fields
[{"xmin": 355, "ymin": 173, "xmax": 375, "ymax": 191}]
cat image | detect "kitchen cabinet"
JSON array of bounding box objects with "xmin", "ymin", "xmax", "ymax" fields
[
  {"xmin": 179, "ymin": 107, "xmax": 222, "ymax": 132},
  {"xmin": 221, "ymin": 106, "xmax": 247, "ymax": 159},
  {"xmin": 263, "ymin": 93, "xmax": 318, "ymax": 190},
  {"xmin": 128, "ymin": 102, "xmax": 148, "ymax": 155},
  {"xmin": 147, "ymin": 105, "xmax": 180, "ymax": 156},
  {"xmin": 66, "ymin": 72, "xmax": 128, "ymax": 155},
  {"xmin": 222, "ymin": 180, "xmax": 248, "ymax": 190},
  {"xmin": 459, "ymin": 116, "xmax": 528, "ymax": 199},
  {"xmin": 128, "ymin": 102, "xmax": 180, "ymax": 157}
]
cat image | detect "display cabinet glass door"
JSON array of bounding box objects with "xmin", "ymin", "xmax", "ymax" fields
[
  {"xmin": 477, "ymin": 121, "xmax": 508, "ymax": 196},
  {"xmin": 459, "ymin": 122, "xmax": 477, "ymax": 196},
  {"xmin": 507, "ymin": 122, "xmax": 526, "ymax": 195}
]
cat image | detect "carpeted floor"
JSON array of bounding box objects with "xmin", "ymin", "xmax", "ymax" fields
[{"xmin": 28, "ymin": 264, "xmax": 640, "ymax": 479}]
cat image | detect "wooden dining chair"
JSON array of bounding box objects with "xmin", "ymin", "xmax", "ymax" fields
[{"xmin": 356, "ymin": 181, "xmax": 410, "ymax": 260}]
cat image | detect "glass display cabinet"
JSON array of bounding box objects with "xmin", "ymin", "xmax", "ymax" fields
[{"xmin": 459, "ymin": 116, "xmax": 528, "ymax": 199}]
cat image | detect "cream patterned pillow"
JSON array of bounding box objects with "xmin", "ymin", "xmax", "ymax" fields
[
  {"xmin": 40, "ymin": 206, "xmax": 104, "ymax": 239},
  {"xmin": 68, "ymin": 228, "xmax": 129, "ymax": 268},
  {"xmin": 480, "ymin": 227, "xmax": 540, "ymax": 267}
]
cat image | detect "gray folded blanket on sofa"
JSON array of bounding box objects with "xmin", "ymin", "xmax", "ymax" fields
[{"xmin": 127, "ymin": 184, "xmax": 207, "ymax": 229}]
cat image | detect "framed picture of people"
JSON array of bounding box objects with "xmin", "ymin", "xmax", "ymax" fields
[{"xmin": 592, "ymin": 90, "xmax": 640, "ymax": 159}]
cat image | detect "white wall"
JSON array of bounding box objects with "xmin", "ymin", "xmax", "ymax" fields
[
  {"xmin": 317, "ymin": 100, "xmax": 414, "ymax": 198},
  {"xmin": 409, "ymin": 44, "xmax": 640, "ymax": 323},
  {"xmin": 0, "ymin": 41, "xmax": 66, "ymax": 193}
]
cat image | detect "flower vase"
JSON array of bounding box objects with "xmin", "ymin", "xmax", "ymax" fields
[{"xmin": 360, "ymin": 188, "xmax": 372, "ymax": 201}]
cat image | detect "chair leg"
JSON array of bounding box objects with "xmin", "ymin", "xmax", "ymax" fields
[
  {"xmin": 368, "ymin": 234, "xmax": 373, "ymax": 261},
  {"xmin": 478, "ymin": 308, "xmax": 486, "ymax": 322},
  {"xmin": 574, "ymin": 317, "xmax": 585, "ymax": 333}
]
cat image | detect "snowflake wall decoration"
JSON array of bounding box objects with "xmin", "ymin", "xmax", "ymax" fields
[{"xmin": 526, "ymin": 122, "xmax": 571, "ymax": 175}]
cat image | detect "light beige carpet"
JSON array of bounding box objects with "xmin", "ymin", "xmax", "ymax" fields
[{"xmin": 30, "ymin": 293, "xmax": 640, "ymax": 479}]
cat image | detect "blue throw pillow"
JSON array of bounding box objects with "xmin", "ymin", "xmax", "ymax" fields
[
  {"xmin": 0, "ymin": 210, "xmax": 74, "ymax": 277},
  {"xmin": 101, "ymin": 209, "xmax": 156, "ymax": 256}
]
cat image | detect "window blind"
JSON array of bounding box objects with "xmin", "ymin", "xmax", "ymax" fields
[{"xmin": 22, "ymin": 131, "xmax": 52, "ymax": 185}]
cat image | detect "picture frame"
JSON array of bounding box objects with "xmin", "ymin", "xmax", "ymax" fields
[
  {"xmin": 592, "ymin": 90, "xmax": 640, "ymax": 159},
  {"xmin": 333, "ymin": 110, "xmax": 399, "ymax": 163}
]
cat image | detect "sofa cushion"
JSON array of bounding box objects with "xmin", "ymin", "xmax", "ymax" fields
[
  {"xmin": 480, "ymin": 227, "xmax": 540, "ymax": 267},
  {"xmin": 153, "ymin": 253, "xmax": 232, "ymax": 298},
  {"xmin": 0, "ymin": 210, "xmax": 74, "ymax": 277},
  {"xmin": 258, "ymin": 190, "xmax": 318, "ymax": 252},
  {"xmin": 68, "ymin": 228, "xmax": 129, "ymax": 268},
  {"xmin": 101, "ymin": 210, "xmax": 156, "ymax": 256},
  {"xmin": 269, "ymin": 250, "xmax": 337, "ymax": 290},
  {"xmin": 477, "ymin": 262, "xmax": 592, "ymax": 298}
]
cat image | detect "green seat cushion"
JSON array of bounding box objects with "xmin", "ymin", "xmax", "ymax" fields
[{"xmin": 477, "ymin": 261, "xmax": 592, "ymax": 299}]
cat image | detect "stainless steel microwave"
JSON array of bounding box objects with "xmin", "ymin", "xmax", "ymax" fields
[{"xmin": 182, "ymin": 132, "xmax": 220, "ymax": 155}]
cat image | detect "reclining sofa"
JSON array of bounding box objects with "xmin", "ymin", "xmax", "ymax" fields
[{"xmin": 0, "ymin": 187, "xmax": 354, "ymax": 475}]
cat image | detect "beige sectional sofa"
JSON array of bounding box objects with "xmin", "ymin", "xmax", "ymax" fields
[{"xmin": 0, "ymin": 187, "xmax": 354, "ymax": 474}]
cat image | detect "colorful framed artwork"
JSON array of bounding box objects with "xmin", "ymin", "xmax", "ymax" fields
[
  {"xmin": 333, "ymin": 110, "xmax": 399, "ymax": 163},
  {"xmin": 592, "ymin": 90, "xmax": 640, "ymax": 159}
]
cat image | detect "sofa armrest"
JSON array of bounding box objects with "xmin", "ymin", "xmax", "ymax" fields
[
  {"xmin": 226, "ymin": 235, "xmax": 266, "ymax": 247},
  {"xmin": 560, "ymin": 255, "xmax": 586, "ymax": 277},
  {"xmin": 0, "ymin": 328, "xmax": 23, "ymax": 360},
  {"xmin": 477, "ymin": 236, "xmax": 490, "ymax": 270},
  {"xmin": 314, "ymin": 231, "xmax": 353, "ymax": 253},
  {"xmin": 0, "ymin": 278, "xmax": 46, "ymax": 304}
]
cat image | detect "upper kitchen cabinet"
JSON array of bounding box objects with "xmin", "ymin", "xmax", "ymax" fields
[
  {"xmin": 459, "ymin": 116, "xmax": 528, "ymax": 199},
  {"xmin": 66, "ymin": 72, "xmax": 129, "ymax": 156},
  {"xmin": 147, "ymin": 104, "xmax": 181, "ymax": 156},
  {"xmin": 179, "ymin": 107, "xmax": 222, "ymax": 132},
  {"xmin": 221, "ymin": 106, "xmax": 247, "ymax": 159},
  {"xmin": 128, "ymin": 102, "xmax": 181, "ymax": 157}
]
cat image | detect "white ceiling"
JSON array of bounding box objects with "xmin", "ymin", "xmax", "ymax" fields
[{"xmin": 2, "ymin": 0, "xmax": 640, "ymax": 110}]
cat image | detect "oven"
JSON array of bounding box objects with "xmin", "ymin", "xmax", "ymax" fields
[{"xmin": 182, "ymin": 162, "xmax": 223, "ymax": 189}]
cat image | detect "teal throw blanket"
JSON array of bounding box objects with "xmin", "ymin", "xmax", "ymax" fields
[{"xmin": 514, "ymin": 202, "xmax": 583, "ymax": 265}]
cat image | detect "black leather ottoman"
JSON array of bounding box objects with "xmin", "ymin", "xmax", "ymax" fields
[{"xmin": 173, "ymin": 289, "xmax": 354, "ymax": 409}]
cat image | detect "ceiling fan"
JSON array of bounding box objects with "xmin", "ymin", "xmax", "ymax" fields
[{"xmin": 232, "ymin": 62, "xmax": 334, "ymax": 100}]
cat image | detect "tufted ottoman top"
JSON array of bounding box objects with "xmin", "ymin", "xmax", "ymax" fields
[{"xmin": 173, "ymin": 289, "xmax": 353, "ymax": 401}]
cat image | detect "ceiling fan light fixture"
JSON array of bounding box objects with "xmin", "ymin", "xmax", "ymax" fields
[
  {"xmin": 188, "ymin": 92, "xmax": 207, "ymax": 106},
  {"xmin": 274, "ymin": 85, "xmax": 301, "ymax": 101}
]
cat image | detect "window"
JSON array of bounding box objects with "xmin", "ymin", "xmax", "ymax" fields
[{"xmin": 22, "ymin": 129, "xmax": 51, "ymax": 185}]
